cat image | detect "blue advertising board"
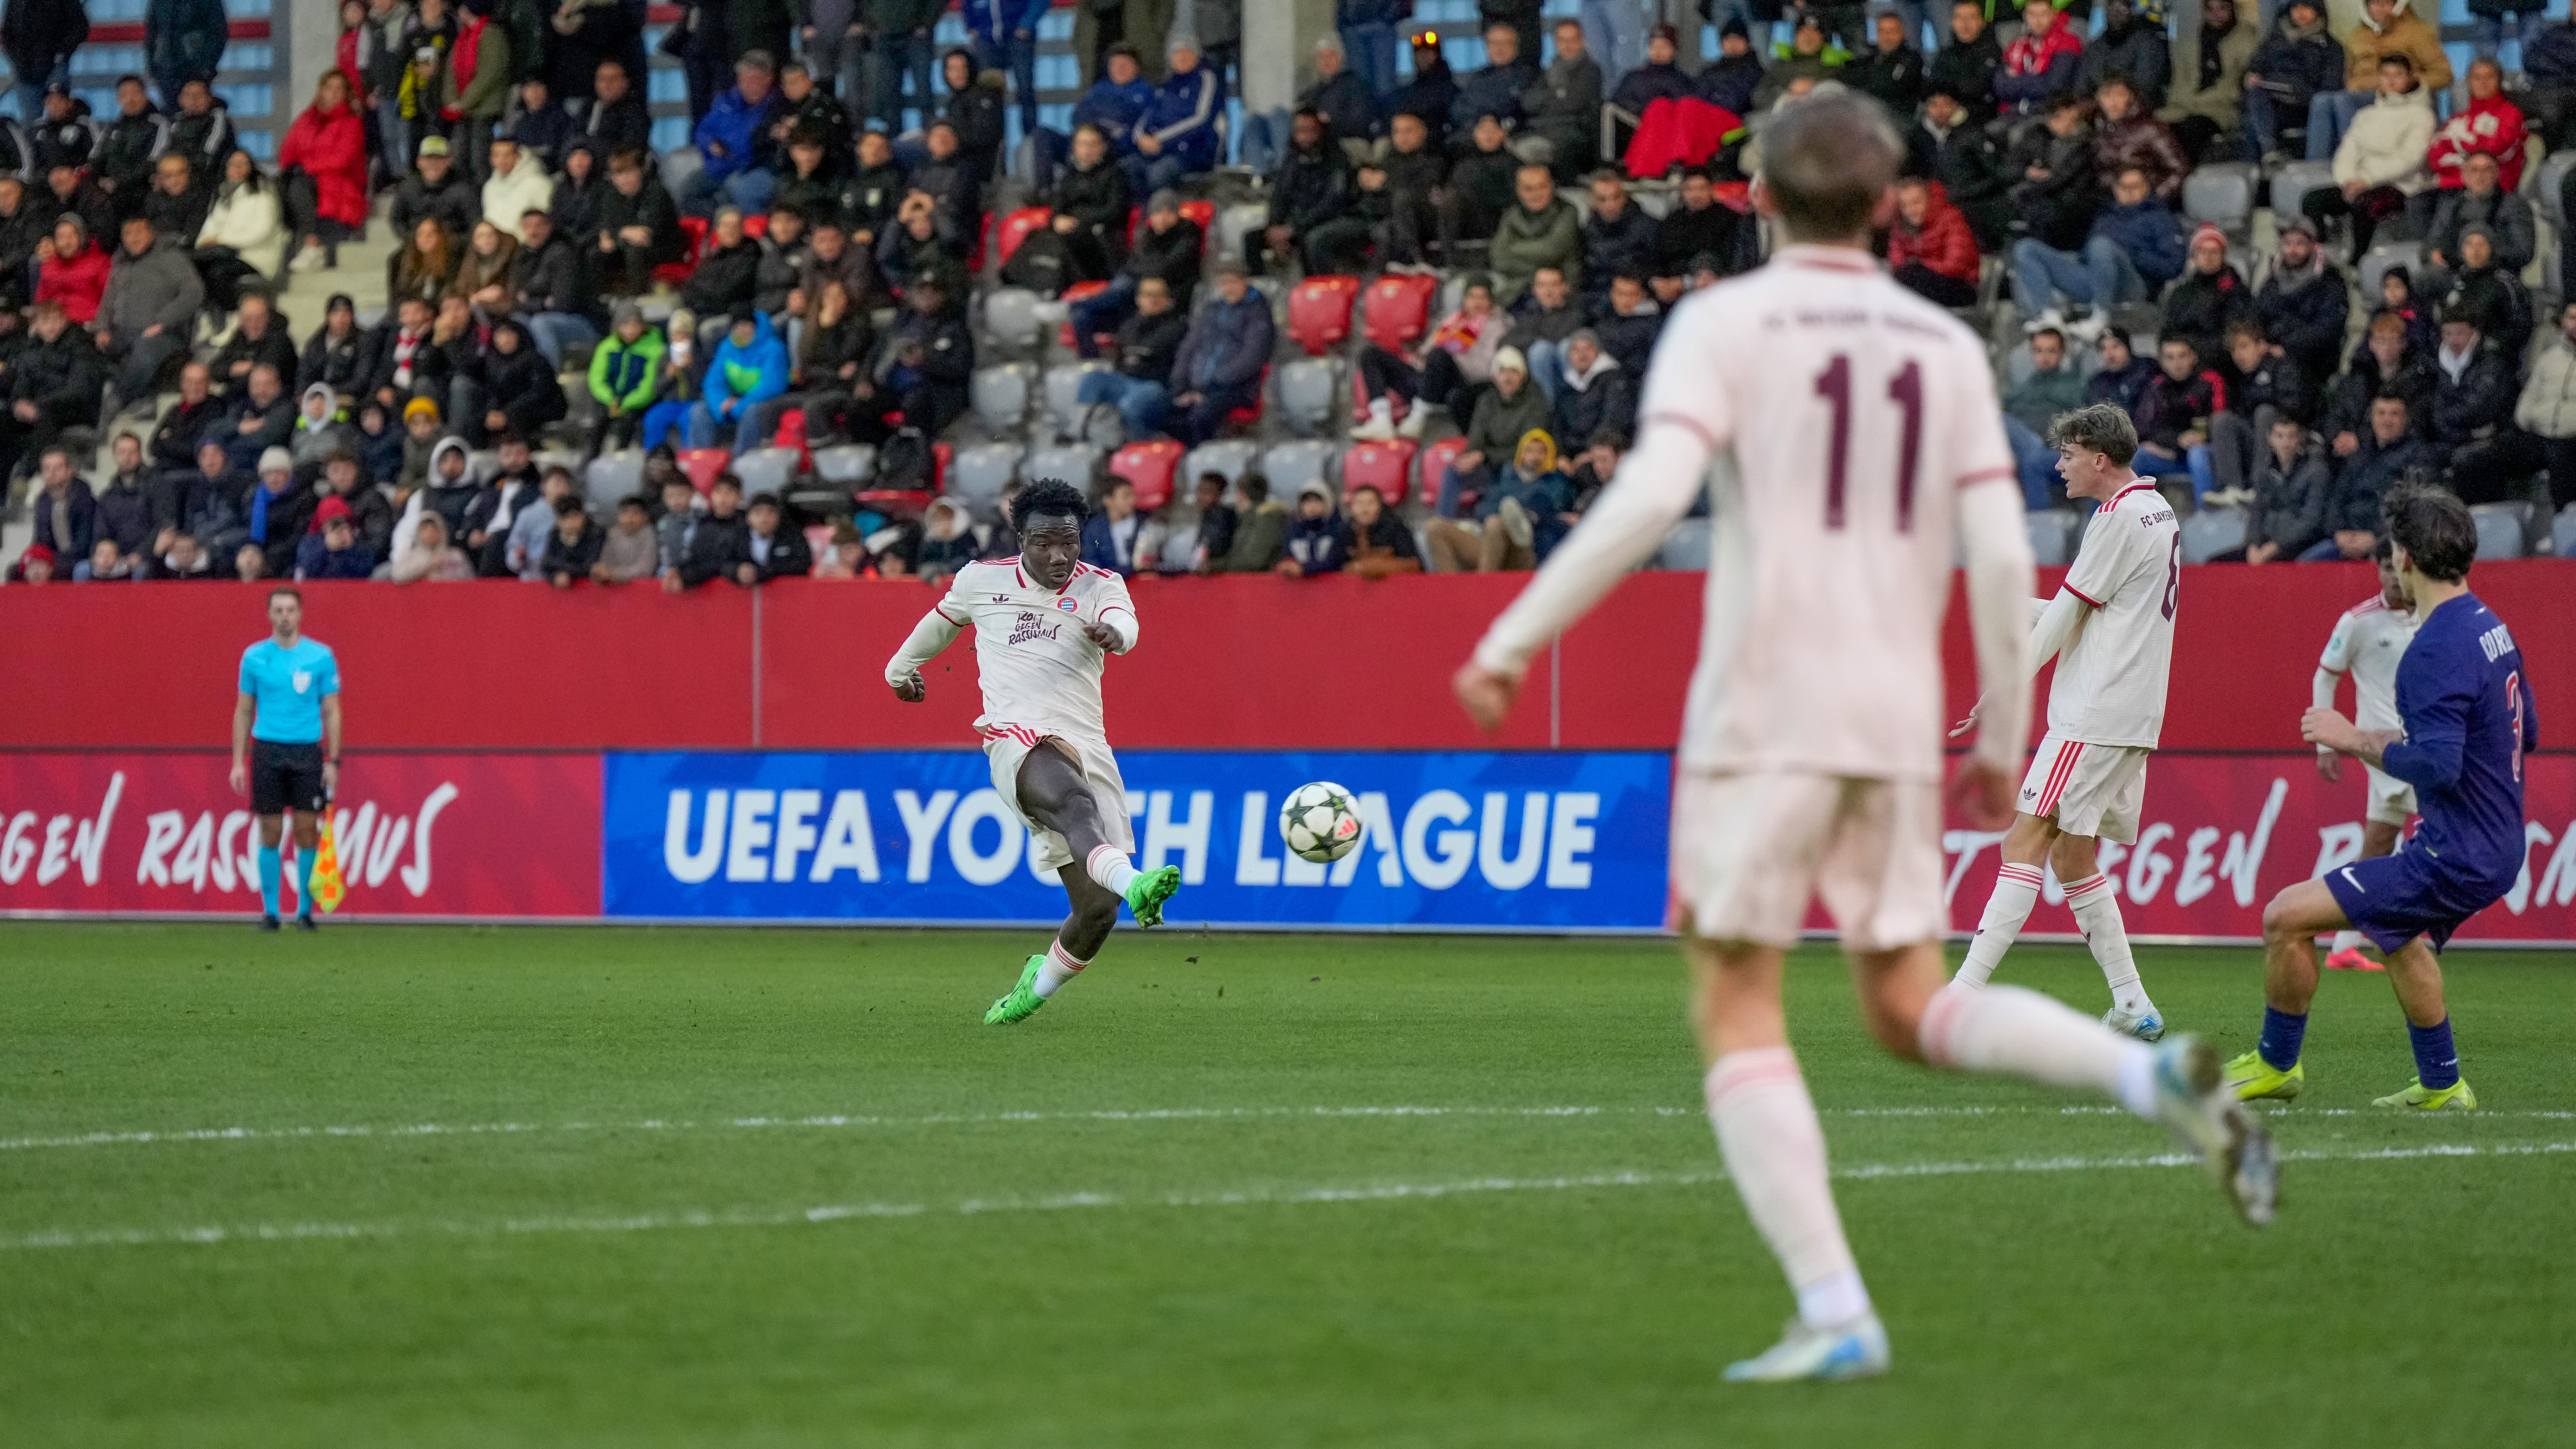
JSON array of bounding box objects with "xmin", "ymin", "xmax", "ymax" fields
[{"xmin": 601, "ymin": 750, "xmax": 1672, "ymax": 930}]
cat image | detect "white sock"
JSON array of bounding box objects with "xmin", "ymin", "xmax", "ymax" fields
[
  {"xmin": 2331, "ymin": 930, "xmax": 2365, "ymax": 953},
  {"xmin": 1033, "ymin": 937, "xmax": 1089, "ymax": 998},
  {"xmin": 2065, "ymin": 873, "xmax": 2150, "ymax": 1013},
  {"xmin": 1952, "ymin": 863, "xmax": 2043, "ymax": 988},
  {"xmin": 1920, "ymin": 983, "xmax": 2160, "ymax": 1120},
  {"xmin": 1704, "ymin": 1048, "xmax": 1871, "ymax": 1329},
  {"xmin": 1085, "ymin": 844, "xmax": 1137, "ymax": 898}
]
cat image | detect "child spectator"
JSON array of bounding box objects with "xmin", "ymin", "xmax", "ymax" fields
[
  {"xmin": 294, "ymin": 498, "xmax": 377, "ymax": 579},
  {"xmin": 1275, "ymin": 480, "xmax": 1346, "ymax": 578},
  {"xmin": 392, "ymin": 508, "xmax": 476, "ymax": 580},
  {"xmin": 543, "ymin": 496, "xmax": 605, "ymax": 586},
  {"xmin": 592, "ymin": 496, "xmax": 661, "ymax": 583}
]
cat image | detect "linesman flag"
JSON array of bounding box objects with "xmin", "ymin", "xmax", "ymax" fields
[{"xmin": 309, "ymin": 812, "xmax": 348, "ymax": 914}]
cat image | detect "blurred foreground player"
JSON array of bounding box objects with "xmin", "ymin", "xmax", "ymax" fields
[
  {"xmin": 230, "ymin": 586, "xmax": 341, "ymax": 931},
  {"xmin": 884, "ymin": 479, "xmax": 1183, "ymax": 1024},
  {"xmin": 1452, "ymin": 92, "xmax": 2275, "ymax": 1383},
  {"xmin": 2229, "ymin": 485, "xmax": 2539, "ymax": 1111},
  {"xmin": 2310, "ymin": 538, "xmax": 2419, "ymax": 972}
]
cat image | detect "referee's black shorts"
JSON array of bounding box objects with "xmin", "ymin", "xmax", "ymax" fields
[{"xmin": 249, "ymin": 740, "xmax": 327, "ymax": 817}]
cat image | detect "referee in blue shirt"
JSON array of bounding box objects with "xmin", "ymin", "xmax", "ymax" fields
[
  {"xmin": 2228, "ymin": 485, "xmax": 2541, "ymax": 1112},
  {"xmin": 229, "ymin": 586, "xmax": 343, "ymax": 931}
]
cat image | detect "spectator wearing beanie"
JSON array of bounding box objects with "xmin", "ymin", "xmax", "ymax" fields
[
  {"xmin": 294, "ymin": 496, "xmax": 377, "ymax": 580},
  {"xmin": 1437, "ymin": 345, "xmax": 1550, "ymax": 509},
  {"xmin": 1550, "ymin": 329, "xmax": 1635, "ymax": 447},
  {"xmin": 2162, "ymin": 221, "xmax": 2252, "ymax": 362},
  {"xmin": 1427, "ymin": 426, "xmax": 1569, "ymax": 572}
]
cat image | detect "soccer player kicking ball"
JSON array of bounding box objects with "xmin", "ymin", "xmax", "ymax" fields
[
  {"xmin": 2229, "ymin": 486, "xmax": 2539, "ymax": 1111},
  {"xmin": 229, "ymin": 586, "xmax": 341, "ymax": 932},
  {"xmin": 1949, "ymin": 405, "xmax": 2179, "ymax": 1040},
  {"xmin": 1453, "ymin": 94, "xmax": 2273, "ymax": 1385},
  {"xmin": 2311, "ymin": 537, "xmax": 2419, "ymax": 972},
  {"xmin": 883, "ymin": 479, "xmax": 1182, "ymax": 1024}
]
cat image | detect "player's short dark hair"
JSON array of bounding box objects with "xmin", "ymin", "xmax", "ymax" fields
[
  {"xmin": 2383, "ymin": 481, "xmax": 2476, "ymax": 582},
  {"xmin": 1012, "ymin": 478, "xmax": 1090, "ymax": 532},
  {"xmin": 268, "ymin": 584, "xmax": 302, "ymax": 605},
  {"xmin": 2371, "ymin": 532, "xmax": 2395, "ymax": 563},
  {"xmin": 1760, "ymin": 89, "xmax": 1902, "ymax": 241},
  {"xmin": 2371, "ymin": 388, "xmax": 2413, "ymax": 414},
  {"xmin": 2046, "ymin": 402, "xmax": 2139, "ymax": 465}
]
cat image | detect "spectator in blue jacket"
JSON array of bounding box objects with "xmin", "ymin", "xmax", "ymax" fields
[
  {"xmin": 690, "ymin": 311, "xmax": 789, "ymax": 453},
  {"xmin": 1072, "ymin": 43, "xmax": 1156, "ymax": 157},
  {"xmin": 2013, "ymin": 165, "xmax": 2182, "ymax": 336},
  {"xmin": 1078, "ymin": 476, "xmax": 1143, "ymax": 574},
  {"xmin": 1167, "ymin": 261, "xmax": 1273, "ymax": 445},
  {"xmin": 1126, "ymin": 39, "xmax": 1225, "ymax": 194},
  {"xmin": 1340, "ymin": 0, "xmax": 1411, "ymax": 99},
  {"xmin": 963, "ymin": 0, "xmax": 1049, "ymax": 137},
  {"xmin": 682, "ymin": 51, "xmax": 784, "ymax": 217},
  {"xmin": 293, "ymin": 498, "xmax": 378, "ymax": 580}
]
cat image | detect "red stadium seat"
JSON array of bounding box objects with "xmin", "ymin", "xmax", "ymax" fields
[
  {"xmin": 933, "ymin": 439, "xmax": 951, "ymax": 490},
  {"xmin": 1361, "ymin": 272, "xmax": 1438, "ymax": 352},
  {"xmin": 997, "ymin": 206, "xmax": 1051, "ymax": 264},
  {"xmin": 771, "ymin": 407, "xmax": 810, "ymax": 468},
  {"xmin": 969, "ymin": 213, "xmax": 993, "ymax": 273},
  {"xmin": 742, "ymin": 213, "xmax": 768, "ymax": 239},
  {"xmin": 655, "ymin": 215, "xmax": 709, "ymax": 286},
  {"xmin": 1340, "ymin": 439, "xmax": 1416, "ymax": 505},
  {"xmin": 677, "ymin": 446, "xmax": 729, "ymax": 495},
  {"xmin": 1108, "ymin": 440, "xmax": 1186, "ymax": 511},
  {"xmin": 1416, "ymin": 436, "xmax": 1469, "ymax": 508},
  {"xmin": 1058, "ymin": 278, "xmax": 1109, "ymax": 350},
  {"xmin": 1224, "ymin": 365, "xmax": 1270, "ymax": 435},
  {"xmin": 1287, "ymin": 275, "xmax": 1360, "ymax": 356},
  {"xmin": 1125, "ymin": 205, "xmax": 1141, "ymax": 246},
  {"xmin": 1179, "ymin": 199, "xmax": 1215, "ymax": 235},
  {"xmin": 854, "ymin": 489, "xmax": 933, "ymax": 516}
]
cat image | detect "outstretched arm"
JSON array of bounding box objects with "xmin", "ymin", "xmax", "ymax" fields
[
  {"xmin": 885, "ymin": 605, "xmax": 964, "ymax": 702},
  {"xmin": 1951, "ymin": 587, "xmax": 2087, "ymax": 737}
]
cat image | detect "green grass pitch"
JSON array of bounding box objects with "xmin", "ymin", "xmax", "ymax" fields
[{"xmin": 5, "ymin": 923, "xmax": 2574, "ymax": 1447}]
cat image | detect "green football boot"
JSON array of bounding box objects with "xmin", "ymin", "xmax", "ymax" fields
[
  {"xmin": 1125, "ymin": 864, "xmax": 1181, "ymax": 928},
  {"xmin": 984, "ymin": 954, "xmax": 1048, "ymax": 1025},
  {"xmin": 2373, "ymin": 1077, "xmax": 2477, "ymax": 1111},
  {"xmin": 2222, "ymin": 1048, "xmax": 2304, "ymax": 1101}
]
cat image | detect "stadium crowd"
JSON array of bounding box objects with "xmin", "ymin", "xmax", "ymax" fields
[{"xmin": 5, "ymin": 0, "xmax": 2576, "ymax": 590}]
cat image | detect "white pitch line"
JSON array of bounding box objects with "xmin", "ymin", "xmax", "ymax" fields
[
  {"xmin": 5, "ymin": 1140, "xmax": 2573, "ymax": 1255},
  {"xmin": 5, "ymin": 1102, "xmax": 2569, "ymax": 1155}
]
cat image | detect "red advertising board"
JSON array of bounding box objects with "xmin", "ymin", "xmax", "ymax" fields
[
  {"xmin": 0, "ymin": 753, "xmax": 601, "ymax": 918},
  {"xmin": 1925, "ymin": 754, "xmax": 2576, "ymax": 945}
]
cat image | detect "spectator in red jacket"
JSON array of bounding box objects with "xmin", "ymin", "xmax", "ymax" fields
[
  {"xmin": 34, "ymin": 215, "xmax": 111, "ymax": 323},
  {"xmin": 2426, "ymin": 56, "xmax": 2526, "ymax": 193},
  {"xmin": 280, "ymin": 68, "xmax": 371, "ymax": 273},
  {"xmin": 1889, "ymin": 177, "xmax": 1980, "ymax": 308}
]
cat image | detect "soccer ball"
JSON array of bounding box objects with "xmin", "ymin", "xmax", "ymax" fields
[{"xmin": 1279, "ymin": 782, "xmax": 1365, "ymax": 864}]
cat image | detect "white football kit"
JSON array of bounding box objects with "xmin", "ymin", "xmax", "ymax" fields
[
  {"xmin": 885, "ymin": 558, "xmax": 1140, "ymax": 873},
  {"xmin": 2320, "ymin": 594, "xmax": 2420, "ymax": 826},
  {"xmin": 1473, "ymin": 245, "xmax": 2037, "ymax": 950},
  {"xmin": 2018, "ymin": 480, "xmax": 2179, "ymax": 843}
]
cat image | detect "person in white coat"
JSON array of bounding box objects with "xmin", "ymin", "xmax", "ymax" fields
[
  {"xmin": 480, "ymin": 134, "xmax": 555, "ymax": 241},
  {"xmin": 194, "ymin": 149, "xmax": 290, "ymax": 312},
  {"xmin": 2299, "ymin": 51, "xmax": 2434, "ymax": 264}
]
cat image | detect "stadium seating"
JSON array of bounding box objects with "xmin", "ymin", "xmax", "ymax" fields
[
  {"xmin": 1361, "ymin": 273, "xmax": 1439, "ymax": 352},
  {"xmin": 658, "ymin": 144, "xmax": 705, "ymax": 203},
  {"xmin": 1024, "ymin": 442, "xmax": 1104, "ymax": 493},
  {"xmin": 2358, "ymin": 242, "xmax": 2423, "ymax": 301},
  {"xmin": 730, "ymin": 448, "xmax": 800, "ymax": 498},
  {"xmin": 813, "ymin": 444, "xmax": 877, "ymax": 485},
  {"xmin": 1415, "ymin": 436, "xmax": 1469, "ymax": 507},
  {"xmin": 1261, "ymin": 439, "xmax": 1339, "ymax": 498},
  {"xmin": 1043, "ymin": 361, "xmax": 1111, "ymax": 441},
  {"xmin": 948, "ymin": 442, "xmax": 1022, "ymax": 518},
  {"xmin": 1216, "ymin": 202, "xmax": 1268, "ymax": 261},
  {"xmin": 2026, "ymin": 511, "xmax": 2079, "ymax": 566},
  {"xmin": 2184, "ymin": 163, "xmax": 2257, "ymax": 241},
  {"xmin": 997, "ymin": 207, "xmax": 1051, "ymax": 264},
  {"xmin": 973, "ymin": 363, "xmax": 1036, "ymax": 434},
  {"xmin": 1182, "ymin": 439, "xmax": 1262, "ymax": 491},
  {"xmin": 1056, "ymin": 280, "xmax": 1109, "ymax": 350},
  {"xmin": 1275, "ymin": 357, "xmax": 1344, "ymax": 436},
  {"xmin": 657, "ymin": 216, "xmax": 710, "ymax": 287},
  {"xmin": 2555, "ymin": 505, "xmax": 2576, "ymax": 558},
  {"xmin": 1109, "ymin": 440, "xmax": 1186, "ymax": 511},
  {"xmin": 1287, "ymin": 276, "xmax": 1361, "ymax": 355},
  {"xmin": 979, "ymin": 288, "xmax": 1044, "ymax": 356},
  {"xmin": 2264, "ymin": 160, "xmax": 2334, "ymax": 219},
  {"xmin": 1340, "ymin": 440, "xmax": 1417, "ymax": 504},
  {"xmin": 584, "ymin": 451, "xmax": 645, "ymax": 512},
  {"xmin": 2472, "ymin": 502, "xmax": 2529, "ymax": 560},
  {"xmin": 678, "ymin": 447, "xmax": 729, "ymax": 493},
  {"xmin": 2179, "ymin": 507, "xmax": 2248, "ymax": 564},
  {"xmin": 1657, "ymin": 518, "xmax": 1712, "ymax": 570}
]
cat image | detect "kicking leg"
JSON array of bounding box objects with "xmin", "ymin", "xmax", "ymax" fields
[
  {"xmin": 1950, "ymin": 811, "xmax": 2055, "ymax": 987},
  {"xmin": 1688, "ymin": 937, "xmax": 1887, "ymax": 1382},
  {"xmin": 1017, "ymin": 742, "xmax": 1177, "ymax": 925},
  {"xmin": 2375, "ymin": 937, "xmax": 2474, "ymax": 1110},
  {"xmin": 2050, "ymin": 831, "xmax": 2161, "ymax": 1038}
]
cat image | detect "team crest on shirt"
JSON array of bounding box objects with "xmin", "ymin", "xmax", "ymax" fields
[
  {"xmin": 1056, "ymin": 598, "xmax": 1078, "ymax": 613},
  {"xmin": 291, "ymin": 670, "xmax": 311, "ymax": 693}
]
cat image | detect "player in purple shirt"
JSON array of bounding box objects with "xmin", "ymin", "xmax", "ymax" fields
[{"xmin": 2228, "ymin": 484, "xmax": 2540, "ymax": 1111}]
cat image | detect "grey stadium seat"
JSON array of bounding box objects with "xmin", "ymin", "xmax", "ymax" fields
[
  {"xmin": 729, "ymin": 448, "xmax": 799, "ymax": 497},
  {"xmin": 1657, "ymin": 518, "xmax": 1712, "ymax": 570},
  {"xmin": 812, "ymin": 444, "xmax": 876, "ymax": 485},
  {"xmin": 1022, "ymin": 442, "xmax": 1103, "ymax": 492},
  {"xmin": 946, "ymin": 441, "xmax": 1021, "ymax": 518},
  {"xmin": 971, "ymin": 362, "xmax": 1034, "ymax": 434},
  {"xmin": 1043, "ymin": 361, "xmax": 1109, "ymax": 440},
  {"xmin": 2026, "ymin": 510, "xmax": 2080, "ymax": 566},
  {"xmin": 1275, "ymin": 356, "xmax": 1344, "ymax": 436},
  {"xmin": 1260, "ymin": 439, "xmax": 1340, "ymax": 498},
  {"xmin": 2555, "ymin": 503, "xmax": 2576, "ymax": 557},
  {"xmin": 2471, "ymin": 502, "xmax": 2528, "ymax": 559},
  {"xmin": 584, "ymin": 450, "xmax": 644, "ymax": 511},
  {"xmin": 658, "ymin": 145, "xmax": 705, "ymax": 202},
  {"xmin": 1217, "ymin": 202, "xmax": 1270, "ymax": 263},
  {"xmin": 2265, "ymin": 159, "xmax": 2335, "ymax": 218},
  {"xmin": 979, "ymin": 287, "xmax": 1042, "ymax": 353},
  {"xmin": 1183, "ymin": 439, "xmax": 1262, "ymax": 491},
  {"xmin": 2179, "ymin": 506, "xmax": 2248, "ymax": 563},
  {"xmin": 2184, "ymin": 162, "xmax": 2257, "ymax": 238},
  {"xmin": 2535, "ymin": 149, "xmax": 2576, "ymax": 228}
]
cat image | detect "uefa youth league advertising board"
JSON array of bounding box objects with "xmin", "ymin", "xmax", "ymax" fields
[{"xmin": 599, "ymin": 750, "xmax": 1675, "ymax": 929}]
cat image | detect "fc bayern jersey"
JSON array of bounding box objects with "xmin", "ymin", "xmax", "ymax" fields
[
  {"xmin": 1509, "ymin": 246, "xmax": 2018, "ymax": 781},
  {"xmin": 2379, "ymin": 592, "xmax": 2541, "ymax": 893},
  {"xmin": 2320, "ymin": 594, "xmax": 2418, "ymax": 733},
  {"xmin": 2047, "ymin": 480, "xmax": 2179, "ymax": 750},
  {"xmin": 933, "ymin": 558, "xmax": 1137, "ymax": 740}
]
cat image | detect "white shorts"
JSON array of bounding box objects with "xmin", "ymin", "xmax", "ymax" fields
[
  {"xmin": 2018, "ymin": 733, "xmax": 2150, "ymax": 843},
  {"xmin": 980, "ymin": 724, "xmax": 1134, "ymax": 874},
  {"xmin": 1670, "ymin": 770, "xmax": 1947, "ymax": 953},
  {"xmin": 2364, "ymin": 762, "xmax": 2419, "ymax": 828}
]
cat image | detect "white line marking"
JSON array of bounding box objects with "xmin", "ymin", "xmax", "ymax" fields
[
  {"xmin": 6, "ymin": 1141, "xmax": 2571, "ymax": 1254},
  {"xmin": 6, "ymin": 1103, "xmax": 2567, "ymax": 1155}
]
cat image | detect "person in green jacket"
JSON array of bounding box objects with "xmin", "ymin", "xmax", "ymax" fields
[
  {"xmin": 1444, "ymin": 345, "xmax": 1553, "ymax": 497},
  {"xmin": 440, "ymin": 0, "xmax": 516, "ymax": 185},
  {"xmin": 1216, "ymin": 471, "xmax": 1289, "ymax": 572},
  {"xmin": 588, "ymin": 302, "xmax": 665, "ymax": 451},
  {"xmin": 2003, "ymin": 324, "xmax": 2088, "ymax": 435},
  {"xmin": 1487, "ymin": 163, "xmax": 1584, "ymax": 305}
]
